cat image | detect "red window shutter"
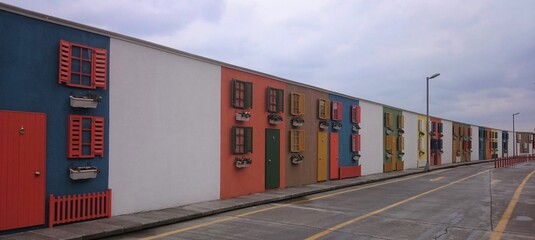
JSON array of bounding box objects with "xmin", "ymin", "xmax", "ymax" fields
[
  {"xmin": 351, "ymin": 105, "xmax": 361, "ymax": 124},
  {"xmin": 356, "ymin": 106, "xmax": 361, "ymax": 124},
  {"xmin": 68, "ymin": 115, "xmax": 82, "ymax": 158},
  {"xmin": 58, "ymin": 39, "xmax": 71, "ymax": 84},
  {"xmin": 331, "ymin": 102, "xmax": 336, "ymax": 121},
  {"xmin": 351, "ymin": 106, "xmax": 357, "ymax": 123},
  {"xmin": 352, "ymin": 134, "xmax": 357, "ymax": 152},
  {"xmin": 336, "ymin": 102, "xmax": 343, "ymax": 120},
  {"xmin": 352, "ymin": 134, "xmax": 361, "ymax": 152},
  {"xmin": 92, "ymin": 48, "xmax": 107, "ymax": 89},
  {"xmin": 93, "ymin": 116, "xmax": 105, "ymax": 157}
]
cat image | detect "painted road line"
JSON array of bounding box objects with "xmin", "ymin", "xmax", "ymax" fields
[
  {"xmin": 141, "ymin": 171, "xmax": 445, "ymax": 240},
  {"xmin": 490, "ymin": 170, "xmax": 535, "ymax": 240},
  {"xmin": 430, "ymin": 177, "xmax": 444, "ymax": 181},
  {"xmin": 304, "ymin": 170, "xmax": 489, "ymax": 240}
]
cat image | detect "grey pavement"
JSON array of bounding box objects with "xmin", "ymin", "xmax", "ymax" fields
[{"xmin": 0, "ymin": 160, "xmax": 495, "ymax": 240}]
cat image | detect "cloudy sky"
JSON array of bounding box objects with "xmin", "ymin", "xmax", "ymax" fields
[{"xmin": 4, "ymin": 0, "xmax": 535, "ymax": 132}]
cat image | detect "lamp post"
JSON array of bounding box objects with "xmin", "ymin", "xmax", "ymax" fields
[
  {"xmin": 513, "ymin": 112, "xmax": 519, "ymax": 156},
  {"xmin": 425, "ymin": 73, "xmax": 440, "ymax": 172}
]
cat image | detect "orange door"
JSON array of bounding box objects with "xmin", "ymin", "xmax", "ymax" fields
[
  {"xmin": 0, "ymin": 111, "xmax": 46, "ymax": 231},
  {"xmin": 329, "ymin": 133, "xmax": 339, "ymax": 179}
]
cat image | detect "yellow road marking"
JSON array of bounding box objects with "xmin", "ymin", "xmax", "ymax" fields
[
  {"xmin": 430, "ymin": 177, "xmax": 444, "ymax": 181},
  {"xmin": 304, "ymin": 170, "xmax": 489, "ymax": 240},
  {"xmin": 491, "ymin": 179, "xmax": 500, "ymax": 185},
  {"xmin": 141, "ymin": 172, "xmax": 438, "ymax": 240},
  {"xmin": 490, "ymin": 170, "xmax": 535, "ymax": 240}
]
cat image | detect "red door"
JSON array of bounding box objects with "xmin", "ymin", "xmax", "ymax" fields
[
  {"xmin": 329, "ymin": 133, "xmax": 339, "ymax": 179},
  {"xmin": 0, "ymin": 111, "xmax": 46, "ymax": 231}
]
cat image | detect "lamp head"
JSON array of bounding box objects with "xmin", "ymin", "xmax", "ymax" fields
[{"xmin": 429, "ymin": 73, "xmax": 440, "ymax": 79}]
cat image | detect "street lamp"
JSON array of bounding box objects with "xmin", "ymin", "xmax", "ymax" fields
[
  {"xmin": 425, "ymin": 73, "xmax": 440, "ymax": 172},
  {"xmin": 513, "ymin": 112, "xmax": 519, "ymax": 156}
]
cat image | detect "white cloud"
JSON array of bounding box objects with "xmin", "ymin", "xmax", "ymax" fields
[{"xmin": 3, "ymin": 0, "xmax": 535, "ymax": 132}]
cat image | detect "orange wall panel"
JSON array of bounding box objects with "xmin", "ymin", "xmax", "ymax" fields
[{"xmin": 220, "ymin": 67, "xmax": 286, "ymax": 199}]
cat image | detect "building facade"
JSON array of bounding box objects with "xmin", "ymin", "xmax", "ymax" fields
[{"xmin": 1, "ymin": 4, "xmax": 533, "ymax": 232}]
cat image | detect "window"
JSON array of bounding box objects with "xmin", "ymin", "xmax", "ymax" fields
[
  {"xmin": 318, "ymin": 99, "xmax": 330, "ymax": 120},
  {"xmin": 290, "ymin": 92, "xmax": 305, "ymax": 115},
  {"xmin": 438, "ymin": 122, "xmax": 443, "ymax": 133},
  {"xmin": 59, "ymin": 39, "xmax": 107, "ymax": 89},
  {"xmin": 232, "ymin": 127, "xmax": 253, "ymax": 154},
  {"xmin": 398, "ymin": 136, "xmax": 404, "ymax": 150},
  {"xmin": 468, "ymin": 128, "xmax": 471, "ymax": 136},
  {"xmin": 438, "ymin": 139, "xmax": 443, "ymax": 149},
  {"xmin": 351, "ymin": 105, "xmax": 361, "ymax": 124},
  {"xmin": 232, "ymin": 79, "xmax": 253, "ymax": 109},
  {"xmin": 68, "ymin": 115, "xmax": 104, "ymax": 158},
  {"xmin": 385, "ymin": 135, "xmax": 395, "ymax": 153},
  {"xmin": 418, "ymin": 137, "xmax": 425, "ymax": 151},
  {"xmin": 266, "ymin": 87, "xmax": 284, "ymax": 113},
  {"xmin": 522, "ymin": 143, "xmax": 528, "ymax": 153},
  {"xmin": 397, "ymin": 115, "xmax": 404, "ymax": 129},
  {"xmin": 331, "ymin": 101, "xmax": 342, "ymax": 121},
  {"xmin": 385, "ymin": 112, "xmax": 392, "ymax": 128},
  {"xmin": 351, "ymin": 134, "xmax": 361, "ymax": 152},
  {"xmin": 290, "ymin": 130, "xmax": 305, "ymax": 152},
  {"xmin": 418, "ymin": 119, "xmax": 424, "ymax": 133},
  {"xmin": 431, "ymin": 122, "xmax": 436, "ymax": 133}
]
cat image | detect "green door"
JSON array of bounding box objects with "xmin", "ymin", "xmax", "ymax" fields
[{"xmin": 265, "ymin": 129, "xmax": 280, "ymax": 189}]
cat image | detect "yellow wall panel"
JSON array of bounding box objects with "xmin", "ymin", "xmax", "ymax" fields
[{"xmin": 317, "ymin": 132, "xmax": 328, "ymax": 181}]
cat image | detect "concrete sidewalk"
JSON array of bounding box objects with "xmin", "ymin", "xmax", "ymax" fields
[{"xmin": 0, "ymin": 160, "xmax": 494, "ymax": 240}]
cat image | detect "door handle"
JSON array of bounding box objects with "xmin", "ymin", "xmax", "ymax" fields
[{"xmin": 35, "ymin": 171, "xmax": 41, "ymax": 176}]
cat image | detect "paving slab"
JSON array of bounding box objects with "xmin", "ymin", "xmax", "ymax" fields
[
  {"xmin": 0, "ymin": 232, "xmax": 58, "ymax": 240},
  {"xmin": 52, "ymin": 222, "xmax": 122, "ymax": 240},
  {"xmin": 27, "ymin": 228, "xmax": 82, "ymax": 240},
  {"xmin": 105, "ymin": 214, "xmax": 159, "ymax": 230}
]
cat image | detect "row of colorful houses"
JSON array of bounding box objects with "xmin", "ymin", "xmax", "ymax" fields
[{"xmin": 1, "ymin": 4, "xmax": 534, "ymax": 232}]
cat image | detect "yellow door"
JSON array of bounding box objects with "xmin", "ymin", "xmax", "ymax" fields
[{"xmin": 317, "ymin": 132, "xmax": 328, "ymax": 181}]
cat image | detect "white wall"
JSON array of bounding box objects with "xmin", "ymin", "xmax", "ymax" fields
[
  {"xmin": 496, "ymin": 130, "xmax": 502, "ymax": 157},
  {"xmin": 109, "ymin": 39, "xmax": 221, "ymax": 215},
  {"xmin": 529, "ymin": 134, "xmax": 534, "ymax": 154},
  {"xmin": 402, "ymin": 111, "xmax": 417, "ymax": 169},
  {"xmin": 360, "ymin": 101, "xmax": 384, "ymax": 175},
  {"xmin": 442, "ymin": 120, "xmax": 453, "ymax": 164},
  {"xmin": 471, "ymin": 126, "xmax": 480, "ymax": 160},
  {"xmin": 508, "ymin": 131, "xmax": 514, "ymax": 157}
]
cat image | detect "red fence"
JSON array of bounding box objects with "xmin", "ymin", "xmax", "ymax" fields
[
  {"xmin": 494, "ymin": 155, "xmax": 533, "ymax": 168},
  {"xmin": 48, "ymin": 189, "xmax": 111, "ymax": 227}
]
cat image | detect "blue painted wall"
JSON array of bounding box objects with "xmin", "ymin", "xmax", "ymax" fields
[
  {"xmin": 329, "ymin": 94, "xmax": 359, "ymax": 167},
  {"xmin": 478, "ymin": 127, "xmax": 485, "ymax": 160},
  {"xmin": 0, "ymin": 10, "xmax": 110, "ymax": 197}
]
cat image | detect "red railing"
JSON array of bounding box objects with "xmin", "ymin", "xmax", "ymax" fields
[
  {"xmin": 494, "ymin": 155, "xmax": 533, "ymax": 168},
  {"xmin": 49, "ymin": 189, "xmax": 112, "ymax": 227}
]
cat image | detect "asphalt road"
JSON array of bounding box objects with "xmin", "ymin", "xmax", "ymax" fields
[{"xmin": 105, "ymin": 162, "xmax": 535, "ymax": 240}]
